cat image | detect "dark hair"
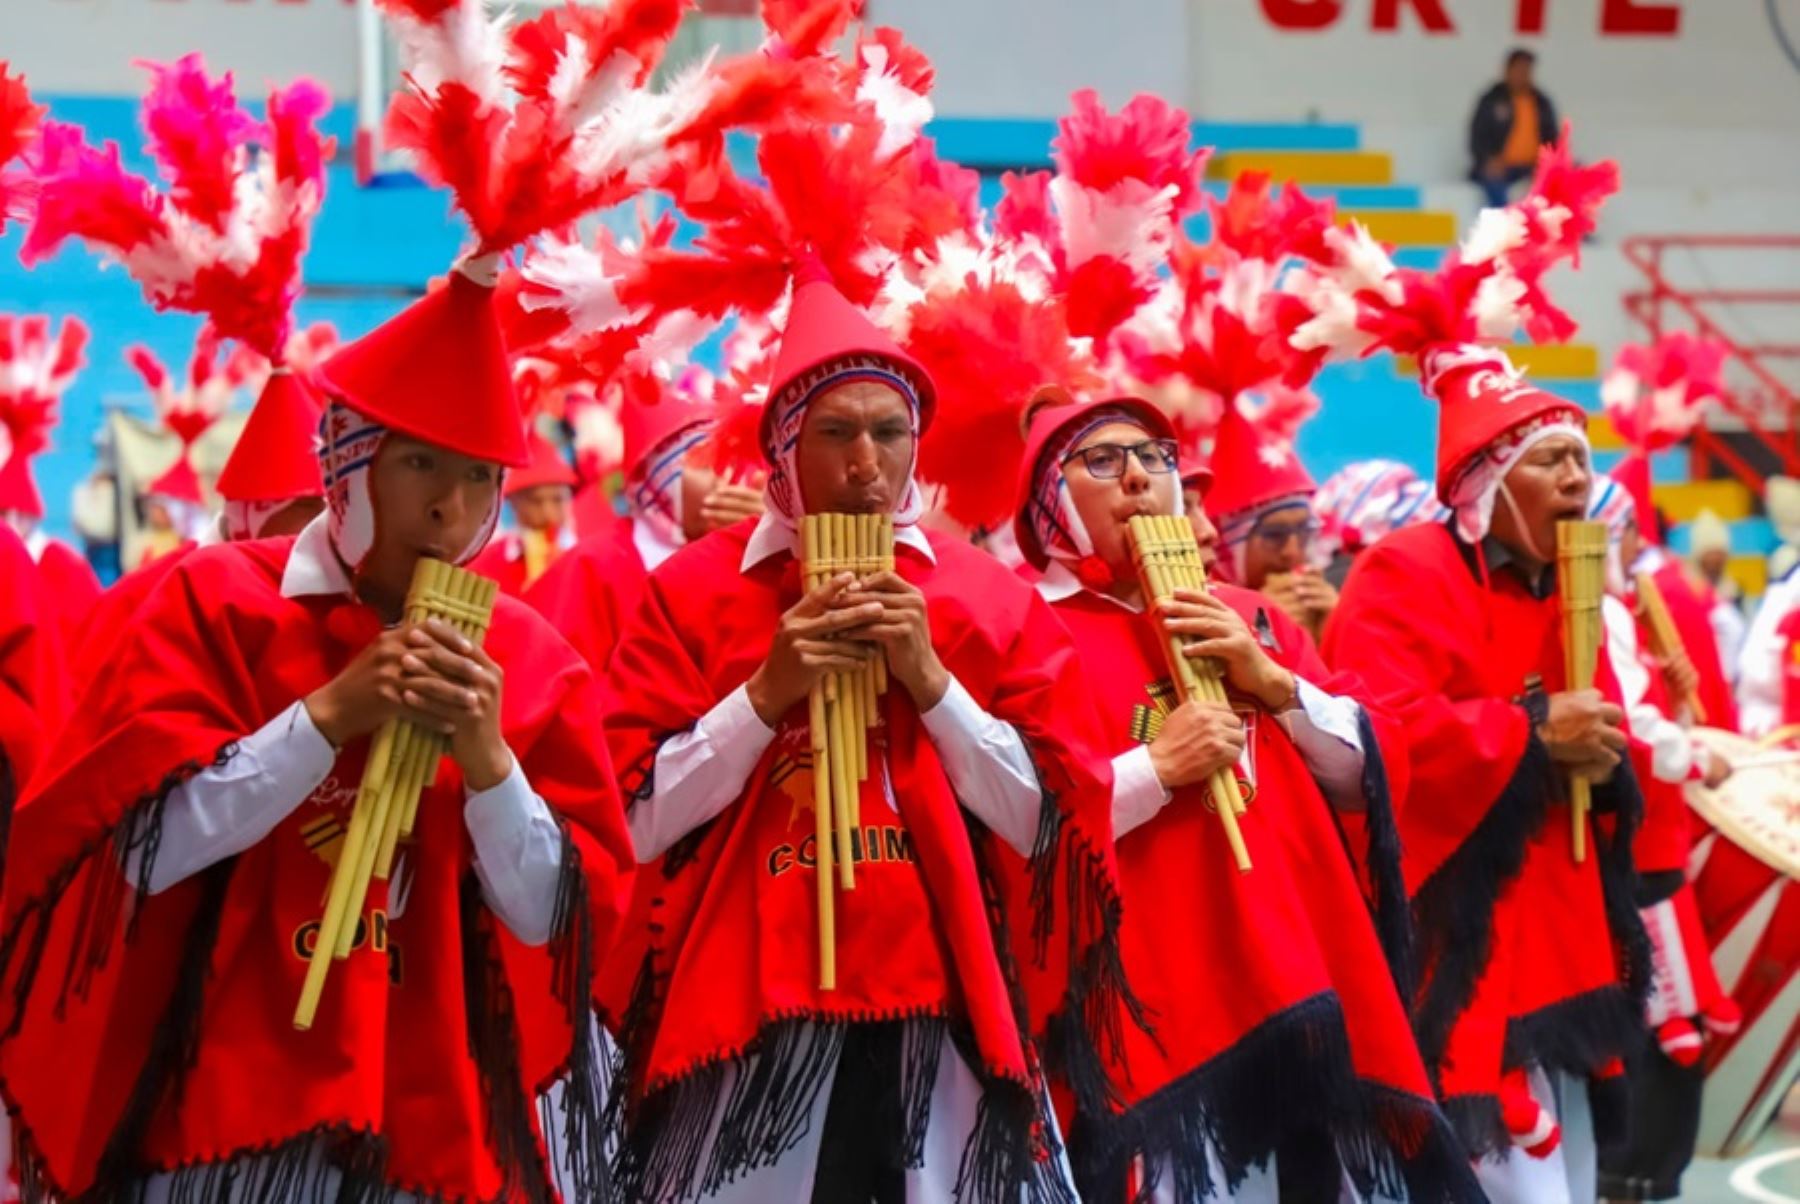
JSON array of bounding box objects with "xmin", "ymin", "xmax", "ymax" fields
[{"xmin": 1506, "ymin": 48, "xmax": 1537, "ymax": 68}]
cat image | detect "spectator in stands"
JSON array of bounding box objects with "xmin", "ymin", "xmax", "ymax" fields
[{"xmin": 1469, "ymin": 48, "xmax": 1560, "ymax": 208}]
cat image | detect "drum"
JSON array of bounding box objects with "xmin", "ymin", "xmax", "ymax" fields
[{"xmin": 1687, "ymin": 727, "xmax": 1800, "ymax": 1157}]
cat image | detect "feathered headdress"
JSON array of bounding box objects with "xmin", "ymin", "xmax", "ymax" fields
[
  {"xmin": 0, "ymin": 62, "xmax": 44, "ymax": 233},
  {"xmin": 1045, "ymin": 90, "xmax": 1209, "ymax": 341},
  {"xmin": 1278, "ymin": 126, "xmax": 1618, "ymax": 500},
  {"xmin": 0, "ymin": 314, "xmax": 88, "ymax": 518},
  {"xmin": 1600, "ymin": 329, "xmax": 1727, "ymax": 544},
  {"xmin": 1601, "ymin": 330, "xmax": 1727, "ymax": 452},
  {"xmin": 132, "ymin": 327, "xmax": 262, "ymax": 505},
  {"xmin": 24, "ymin": 56, "xmax": 331, "ymax": 361}
]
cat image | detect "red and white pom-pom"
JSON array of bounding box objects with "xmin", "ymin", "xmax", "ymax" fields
[
  {"xmin": 566, "ymin": 387, "xmax": 624, "ymax": 481},
  {"xmin": 905, "ymin": 275, "xmax": 1098, "ymax": 530},
  {"xmin": 0, "ymin": 314, "xmax": 88, "ymax": 466},
  {"xmin": 517, "ymin": 226, "xmax": 645, "ymax": 336},
  {"xmin": 0, "ymin": 62, "xmax": 45, "ymax": 233},
  {"xmin": 283, "ymin": 321, "xmax": 341, "ymax": 374},
  {"xmin": 380, "ymin": 0, "xmax": 852, "ymax": 261},
  {"xmin": 1601, "ymin": 331, "xmax": 1728, "ymax": 453},
  {"xmin": 1049, "ymin": 89, "xmax": 1209, "ymax": 341},
  {"xmin": 24, "ymin": 56, "xmax": 331, "ymax": 361},
  {"xmin": 130, "ymin": 327, "xmax": 255, "ymax": 447},
  {"xmin": 1499, "ymin": 1070, "xmax": 1562, "ymax": 1159},
  {"xmin": 1206, "ymin": 171, "xmax": 1337, "ymax": 268},
  {"xmin": 855, "ymin": 27, "xmax": 934, "ymax": 161}
]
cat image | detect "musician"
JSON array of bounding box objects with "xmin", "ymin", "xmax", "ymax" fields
[
  {"xmin": 1584, "ymin": 475, "xmax": 1737, "ymax": 1202},
  {"xmin": 1327, "ymin": 345, "xmax": 1649, "ymax": 1204},
  {"xmin": 1735, "ymin": 558, "xmax": 1800, "ymax": 739},
  {"xmin": 1014, "ymin": 391, "xmax": 1478, "ymax": 1203},
  {"xmin": 1205, "ymin": 401, "xmax": 1339, "ymax": 642},
  {"xmin": 469, "ymin": 431, "xmax": 579, "ymax": 596},
  {"xmin": 601, "ymin": 271, "xmax": 1125, "ymax": 1203},
  {"xmin": 0, "ymin": 266, "xmax": 636, "ymax": 1203},
  {"xmin": 525, "ymin": 389, "xmax": 762, "ymax": 673}
]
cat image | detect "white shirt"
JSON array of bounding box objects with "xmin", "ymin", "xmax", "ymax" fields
[
  {"xmin": 150, "ymin": 515, "xmax": 567, "ymax": 945},
  {"xmin": 1034, "ymin": 561, "xmax": 1369, "ymax": 839},
  {"xmin": 630, "ymin": 515, "xmax": 1045, "ymax": 861},
  {"xmin": 1739, "ymin": 569, "xmax": 1800, "ymax": 738},
  {"xmin": 1602, "ymin": 593, "xmax": 1701, "ymax": 785}
]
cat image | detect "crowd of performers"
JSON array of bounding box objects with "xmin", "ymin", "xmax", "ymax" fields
[{"xmin": 0, "ymin": 2, "xmax": 1795, "ymax": 1203}]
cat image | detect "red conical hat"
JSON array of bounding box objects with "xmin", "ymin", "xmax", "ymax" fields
[
  {"xmin": 214, "ymin": 369, "xmax": 324, "ymax": 503},
  {"xmin": 0, "ymin": 453, "xmax": 38, "ymax": 516},
  {"xmin": 622, "ymin": 388, "xmax": 712, "ymax": 479},
  {"xmin": 1012, "ymin": 390, "xmax": 1174, "ymax": 571},
  {"xmin": 144, "ymin": 453, "xmax": 206, "ymax": 507},
  {"xmin": 761, "ymin": 266, "xmax": 936, "ymax": 450},
  {"xmin": 1425, "ymin": 344, "xmax": 1586, "ymax": 503},
  {"xmin": 318, "ymin": 268, "xmax": 529, "ymax": 468},
  {"xmin": 1614, "ymin": 450, "xmax": 1659, "ymax": 545},
  {"xmin": 1203, "ymin": 400, "xmax": 1316, "ymax": 520},
  {"xmin": 506, "ymin": 430, "xmax": 578, "ymax": 496}
]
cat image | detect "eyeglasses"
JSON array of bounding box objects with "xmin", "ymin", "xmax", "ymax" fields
[
  {"xmin": 1252, "ymin": 518, "xmax": 1320, "ymax": 548},
  {"xmin": 1062, "ymin": 439, "xmax": 1180, "ymax": 480}
]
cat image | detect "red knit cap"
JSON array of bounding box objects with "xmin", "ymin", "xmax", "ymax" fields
[{"xmin": 1425, "ymin": 344, "xmax": 1586, "ymax": 504}]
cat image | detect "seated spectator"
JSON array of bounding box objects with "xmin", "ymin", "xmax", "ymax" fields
[{"xmin": 1470, "ymin": 48, "xmax": 1560, "ymax": 208}]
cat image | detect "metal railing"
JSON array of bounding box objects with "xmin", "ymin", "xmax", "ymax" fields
[{"xmin": 1621, "ymin": 234, "xmax": 1800, "ymax": 492}]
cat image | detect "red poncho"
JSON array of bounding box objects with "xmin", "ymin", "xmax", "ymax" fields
[
  {"xmin": 33, "ymin": 536, "xmax": 101, "ymax": 652},
  {"xmin": 66, "ymin": 545, "xmax": 192, "ymax": 695},
  {"xmin": 0, "ymin": 525, "xmax": 67, "ymax": 816},
  {"xmin": 1050, "ymin": 582, "xmax": 1479, "ymax": 1202},
  {"xmin": 1325, "ymin": 522, "xmax": 1649, "ymax": 1157},
  {"xmin": 0, "ymin": 538, "xmax": 635, "ymax": 1202},
  {"xmin": 1650, "ymin": 556, "xmax": 1739, "ymax": 733},
  {"xmin": 522, "ymin": 522, "xmax": 651, "ymax": 677},
  {"xmin": 600, "ymin": 521, "xmax": 1132, "ymax": 1203}
]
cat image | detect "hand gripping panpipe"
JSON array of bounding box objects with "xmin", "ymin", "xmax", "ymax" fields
[
  {"xmin": 1634, "ymin": 569, "xmax": 1709, "ymax": 725},
  {"xmin": 1556, "ymin": 520, "xmax": 1607, "ymax": 864},
  {"xmin": 294, "ymin": 557, "xmax": 500, "ymax": 1030},
  {"xmin": 799, "ymin": 513, "xmax": 895, "ymax": 990},
  {"xmin": 1126, "ymin": 514, "xmax": 1252, "ymax": 873}
]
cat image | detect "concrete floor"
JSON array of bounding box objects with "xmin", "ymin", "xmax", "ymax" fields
[{"xmin": 1675, "ymin": 1091, "xmax": 1800, "ymax": 1202}]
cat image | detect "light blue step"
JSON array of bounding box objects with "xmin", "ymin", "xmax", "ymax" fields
[
  {"xmin": 1592, "ymin": 448, "xmax": 1694, "ymax": 485},
  {"xmin": 926, "ymin": 116, "xmax": 1358, "ymax": 170},
  {"xmin": 1668, "ymin": 517, "xmax": 1778, "ymax": 557}
]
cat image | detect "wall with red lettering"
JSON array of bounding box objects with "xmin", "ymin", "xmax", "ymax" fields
[{"xmin": 1185, "ymin": 0, "xmax": 1799, "ymax": 189}]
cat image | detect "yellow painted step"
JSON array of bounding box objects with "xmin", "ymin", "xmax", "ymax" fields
[
  {"xmin": 1341, "ymin": 209, "xmax": 1458, "ymax": 247},
  {"xmin": 1207, "ymin": 150, "xmax": 1393, "ymax": 186},
  {"xmin": 1396, "ymin": 343, "xmax": 1601, "ymax": 381},
  {"xmin": 1725, "ymin": 554, "xmax": 1768, "ymax": 600},
  {"xmin": 1654, "ymin": 479, "xmax": 1754, "ymax": 524},
  {"xmin": 1589, "ymin": 412, "xmax": 1624, "ymax": 451}
]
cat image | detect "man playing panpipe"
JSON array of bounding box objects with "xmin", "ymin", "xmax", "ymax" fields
[
  {"xmin": 1014, "ymin": 392, "xmax": 1479, "ymax": 1204},
  {"xmin": 1205, "ymin": 398, "xmax": 1340, "ymax": 642},
  {"xmin": 0, "ymin": 261, "xmax": 636, "ymax": 1203},
  {"xmin": 1584, "ymin": 475, "xmax": 1738, "ymax": 1202},
  {"xmin": 601, "ymin": 270, "xmax": 1128, "ymax": 1203},
  {"xmin": 1327, "ymin": 345, "xmax": 1649, "ymax": 1204}
]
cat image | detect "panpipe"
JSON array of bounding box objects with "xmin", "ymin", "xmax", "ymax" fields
[
  {"xmin": 1634, "ymin": 570, "xmax": 1708, "ymax": 725},
  {"xmin": 799, "ymin": 512, "xmax": 895, "ymax": 990},
  {"xmin": 294, "ymin": 557, "xmax": 500, "ymax": 1030},
  {"xmin": 1126, "ymin": 514, "xmax": 1253, "ymax": 874},
  {"xmin": 1556, "ymin": 520, "xmax": 1607, "ymax": 864}
]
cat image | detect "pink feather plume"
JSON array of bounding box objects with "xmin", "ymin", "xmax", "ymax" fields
[
  {"xmin": 0, "ymin": 62, "xmax": 45, "ymax": 232},
  {"xmin": 24, "ymin": 57, "xmax": 332, "ymax": 361},
  {"xmin": 1602, "ymin": 331, "xmax": 1729, "ymax": 453}
]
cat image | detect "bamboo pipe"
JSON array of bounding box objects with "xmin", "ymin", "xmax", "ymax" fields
[
  {"xmin": 1127, "ymin": 516, "xmax": 1252, "ymax": 872},
  {"xmin": 1558, "ymin": 521, "xmax": 1608, "ymax": 864},
  {"xmin": 1634, "ymin": 570, "xmax": 1708, "ymax": 725},
  {"xmin": 803, "ymin": 518, "xmax": 837, "ymax": 990}
]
